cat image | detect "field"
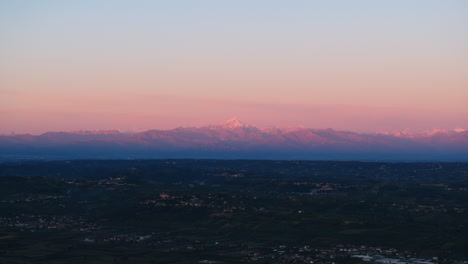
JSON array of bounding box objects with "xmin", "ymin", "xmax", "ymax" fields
[{"xmin": 0, "ymin": 160, "xmax": 467, "ymax": 263}]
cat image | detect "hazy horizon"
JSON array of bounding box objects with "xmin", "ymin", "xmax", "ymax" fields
[
  {"xmin": 1, "ymin": 1, "xmax": 467, "ymax": 134},
  {"xmin": 1, "ymin": 116, "xmax": 468, "ymax": 136}
]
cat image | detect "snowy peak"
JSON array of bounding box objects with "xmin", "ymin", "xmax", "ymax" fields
[
  {"xmin": 69, "ymin": 129, "xmax": 121, "ymax": 135},
  {"xmin": 376, "ymin": 130, "xmax": 413, "ymax": 137},
  {"xmin": 218, "ymin": 117, "xmax": 247, "ymax": 129}
]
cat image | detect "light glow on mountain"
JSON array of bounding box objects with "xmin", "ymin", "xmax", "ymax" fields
[{"xmin": 1, "ymin": 118, "xmax": 467, "ymax": 161}]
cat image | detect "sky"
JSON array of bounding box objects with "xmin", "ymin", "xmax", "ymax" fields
[{"xmin": 1, "ymin": 0, "xmax": 467, "ymax": 134}]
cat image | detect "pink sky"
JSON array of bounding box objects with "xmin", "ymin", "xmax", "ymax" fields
[
  {"xmin": 2, "ymin": 91, "xmax": 467, "ymax": 134},
  {"xmin": 1, "ymin": 1, "xmax": 467, "ymax": 134}
]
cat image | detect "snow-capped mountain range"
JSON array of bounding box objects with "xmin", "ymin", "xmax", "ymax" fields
[{"xmin": 1, "ymin": 118, "xmax": 467, "ymax": 161}]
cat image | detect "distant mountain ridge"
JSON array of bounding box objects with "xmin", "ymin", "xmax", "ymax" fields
[{"xmin": 1, "ymin": 118, "xmax": 467, "ymax": 161}]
